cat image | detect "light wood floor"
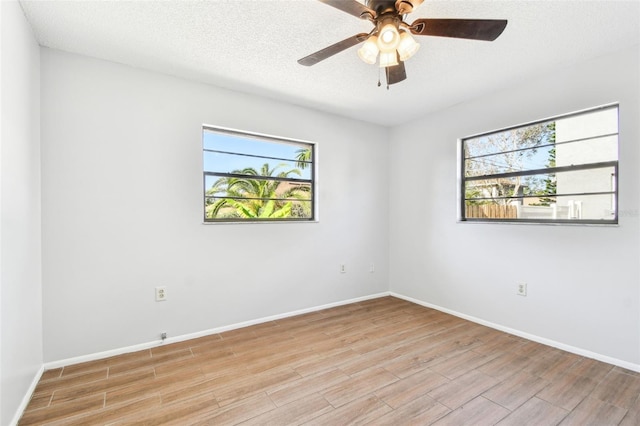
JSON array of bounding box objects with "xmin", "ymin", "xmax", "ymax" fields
[{"xmin": 19, "ymin": 296, "xmax": 640, "ymax": 425}]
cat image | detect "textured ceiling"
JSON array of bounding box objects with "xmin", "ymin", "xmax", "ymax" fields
[{"xmin": 19, "ymin": 0, "xmax": 640, "ymax": 126}]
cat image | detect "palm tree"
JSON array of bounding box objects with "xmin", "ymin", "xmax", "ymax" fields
[
  {"xmin": 205, "ymin": 163, "xmax": 310, "ymax": 219},
  {"xmin": 295, "ymin": 148, "xmax": 312, "ymax": 170}
]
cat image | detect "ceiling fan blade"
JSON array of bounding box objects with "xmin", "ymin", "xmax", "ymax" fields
[
  {"xmin": 410, "ymin": 18, "xmax": 507, "ymax": 41},
  {"xmin": 317, "ymin": 0, "xmax": 376, "ymax": 19},
  {"xmin": 386, "ymin": 60, "xmax": 407, "ymax": 85},
  {"xmin": 298, "ymin": 33, "xmax": 369, "ymax": 66}
]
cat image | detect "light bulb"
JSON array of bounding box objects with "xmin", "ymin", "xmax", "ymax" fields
[
  {"xmin": 379, "ymin": 51, "xmax": 399, "ymax": 68},
  {"xmin": 357, "ymin": 36, "xmax": 379, "ymax": 65},
  {"xmin": 397, "ymin": 31, "xmax": 420, "ymax": 61},
  {"xmin": 377, "ymin": 21, "xmax": 400, "ymax": 53}
]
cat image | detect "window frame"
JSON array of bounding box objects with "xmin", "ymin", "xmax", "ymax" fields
[
  {"xmin": 458, "ymin": 104, "xmax": 619, "ymax": 225},
  {"xmin": 202, "ymin": 125, "xmax": 316, "ymax": 224}
]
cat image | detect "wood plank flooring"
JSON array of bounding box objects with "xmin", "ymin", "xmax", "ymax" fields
[{"xmin": 19, "ymin": 296, "xmax": 640, "ymax": 425}]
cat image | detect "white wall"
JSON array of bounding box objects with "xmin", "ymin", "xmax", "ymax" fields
[
  {"xmin": 389, "ymin": 46, "xmax": 640, "ymax": 366},
  {"xmin": 40, "ymin": 49, "xmax": 390, "ymax": 363},
  {"xmin": 0, "ymin": 1, "xmax": 43, "ymax": 424}
]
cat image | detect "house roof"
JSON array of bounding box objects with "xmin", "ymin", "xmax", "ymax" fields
[{"xmin": 19, "ymin": 0, "xmax": 640, "ymax": 127}]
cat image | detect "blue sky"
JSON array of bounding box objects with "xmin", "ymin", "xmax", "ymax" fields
[{"xmin": 203, "ymin": 129, "xmax": 312, "ymax": 180}]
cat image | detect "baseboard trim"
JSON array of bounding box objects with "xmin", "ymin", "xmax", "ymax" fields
[
  {"xmin": 10, "ymin": 364, "xmax": 45, "ymax": 426},
  {"xmin": 44, "ymin": 292, "xmax": 391, "ymax": 370},
  {"xmin": 24, "ymin": 289, "xmax": 640, "ymax": 425},
  {"xmin": 391, "ymin": 292, "xmax": 640, "ymax": 373}
]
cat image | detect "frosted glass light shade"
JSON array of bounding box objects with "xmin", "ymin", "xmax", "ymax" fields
[
  {"xmin": 357, "ymin": 36, "xmax": 379, "ymax": 65},
  {"xmin": 397, "ymin": 31, "xmax": 420, "ymax": 61},
  {"xmin": 379, "ymin": 51, "xmax": 399, "ymax": 68},
  {"xmin": 377, "ymin": 22, "xmax": 400, "ymax": 52}
]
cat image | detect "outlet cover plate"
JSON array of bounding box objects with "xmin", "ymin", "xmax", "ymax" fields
[
  {"xmin": 155, "ymin": 286, "xmax": 167, "ymax": 301},
  {"xmin": 517, "ymin": 283, "xmax": 527, "ymax": 296}
]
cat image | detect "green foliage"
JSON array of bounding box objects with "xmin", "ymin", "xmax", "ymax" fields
[
  {"xmin": 205, "ymin": 163, "xmax": 311, "ymax": 220},
  {"xmin": 465, "ymin": 121, "xmax": 555, "ymax": 206},
  {"xmin": 464, "ymin": 187, "xmax": 487, "ymax": 205},
  {"xmin": 531, "ymin": 122, "xmax": 557, "ymax": 206},
  {"xmin": 295, "ymin": 148, "xmax": 312, "ymax": 170}
]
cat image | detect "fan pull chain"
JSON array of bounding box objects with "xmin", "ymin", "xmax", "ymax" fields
[{"xmin": 377, "ymin": 68, "xmax": 389, "ymax": 90}]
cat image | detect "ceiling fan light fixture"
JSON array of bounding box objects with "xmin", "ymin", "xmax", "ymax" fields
[
  {"xmin": 297, "ymin": 0, "xmax": 509, "ymax": 87},
  {"xmin": 357, "ymin": 35, "xmax": 379, "ymax": 64},
  {"xmin": 397, "ymin": 31, "xmax": 420, "ymax": 61},
  {"xmin": 379, "ymin": 51, "xmax": 399, "ymax": 68},
  {"xmin": 376, "ymin": 19, "xmax": 400, "ymax": 52}
]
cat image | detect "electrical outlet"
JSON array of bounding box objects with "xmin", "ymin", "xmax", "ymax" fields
[
  {"xmin": 340, "ymin": 264, "xmax": 346, "ymax": 273},
  {"xmin": 369, "ymin": 263, "xmax": 375, "ymax": 273},
  {"xmin": 161, "ymin": 332, "xmax": 167, "ymax": 341},
  {"xmin": 155, "ymin": 286, "xmax": 167, "ymax": 301},
  {"xmin": 517, "ymin": 282, "xmax": 527, "ymax": 297}
]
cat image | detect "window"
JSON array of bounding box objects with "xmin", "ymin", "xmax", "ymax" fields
[
  {"xmin": 459, "ymin": 104, "xmax": 618, "ymax": 224},
  {"xmin": 203, "ymin": 126, "xmax": 315, "ymax": 222}
]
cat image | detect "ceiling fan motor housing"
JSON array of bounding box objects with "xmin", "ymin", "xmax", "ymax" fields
[
  {"xmin": 395, "ymin": 0, "xmax": 424, "ymax": 15},
  {"xmin": 364, "ymin": 0, "xmax": 426, "ymax": 15},
  {"xmin": 366, "ymin": 0, "xmax": 398, "ymax": 15}
]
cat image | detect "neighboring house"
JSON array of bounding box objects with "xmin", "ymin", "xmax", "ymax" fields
[{"xmin": 554, "ymin": 108, "xmax": 618, "ymax": 220}]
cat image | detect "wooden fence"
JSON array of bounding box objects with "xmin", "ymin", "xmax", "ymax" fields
[{"xmin": 466, "ymin": 204, "xmax": 517, "ymax": 219}]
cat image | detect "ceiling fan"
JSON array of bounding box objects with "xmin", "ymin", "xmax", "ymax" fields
[{"xmin": 298, "ymin": 0, "xmax": 507, "ymax": 87}]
